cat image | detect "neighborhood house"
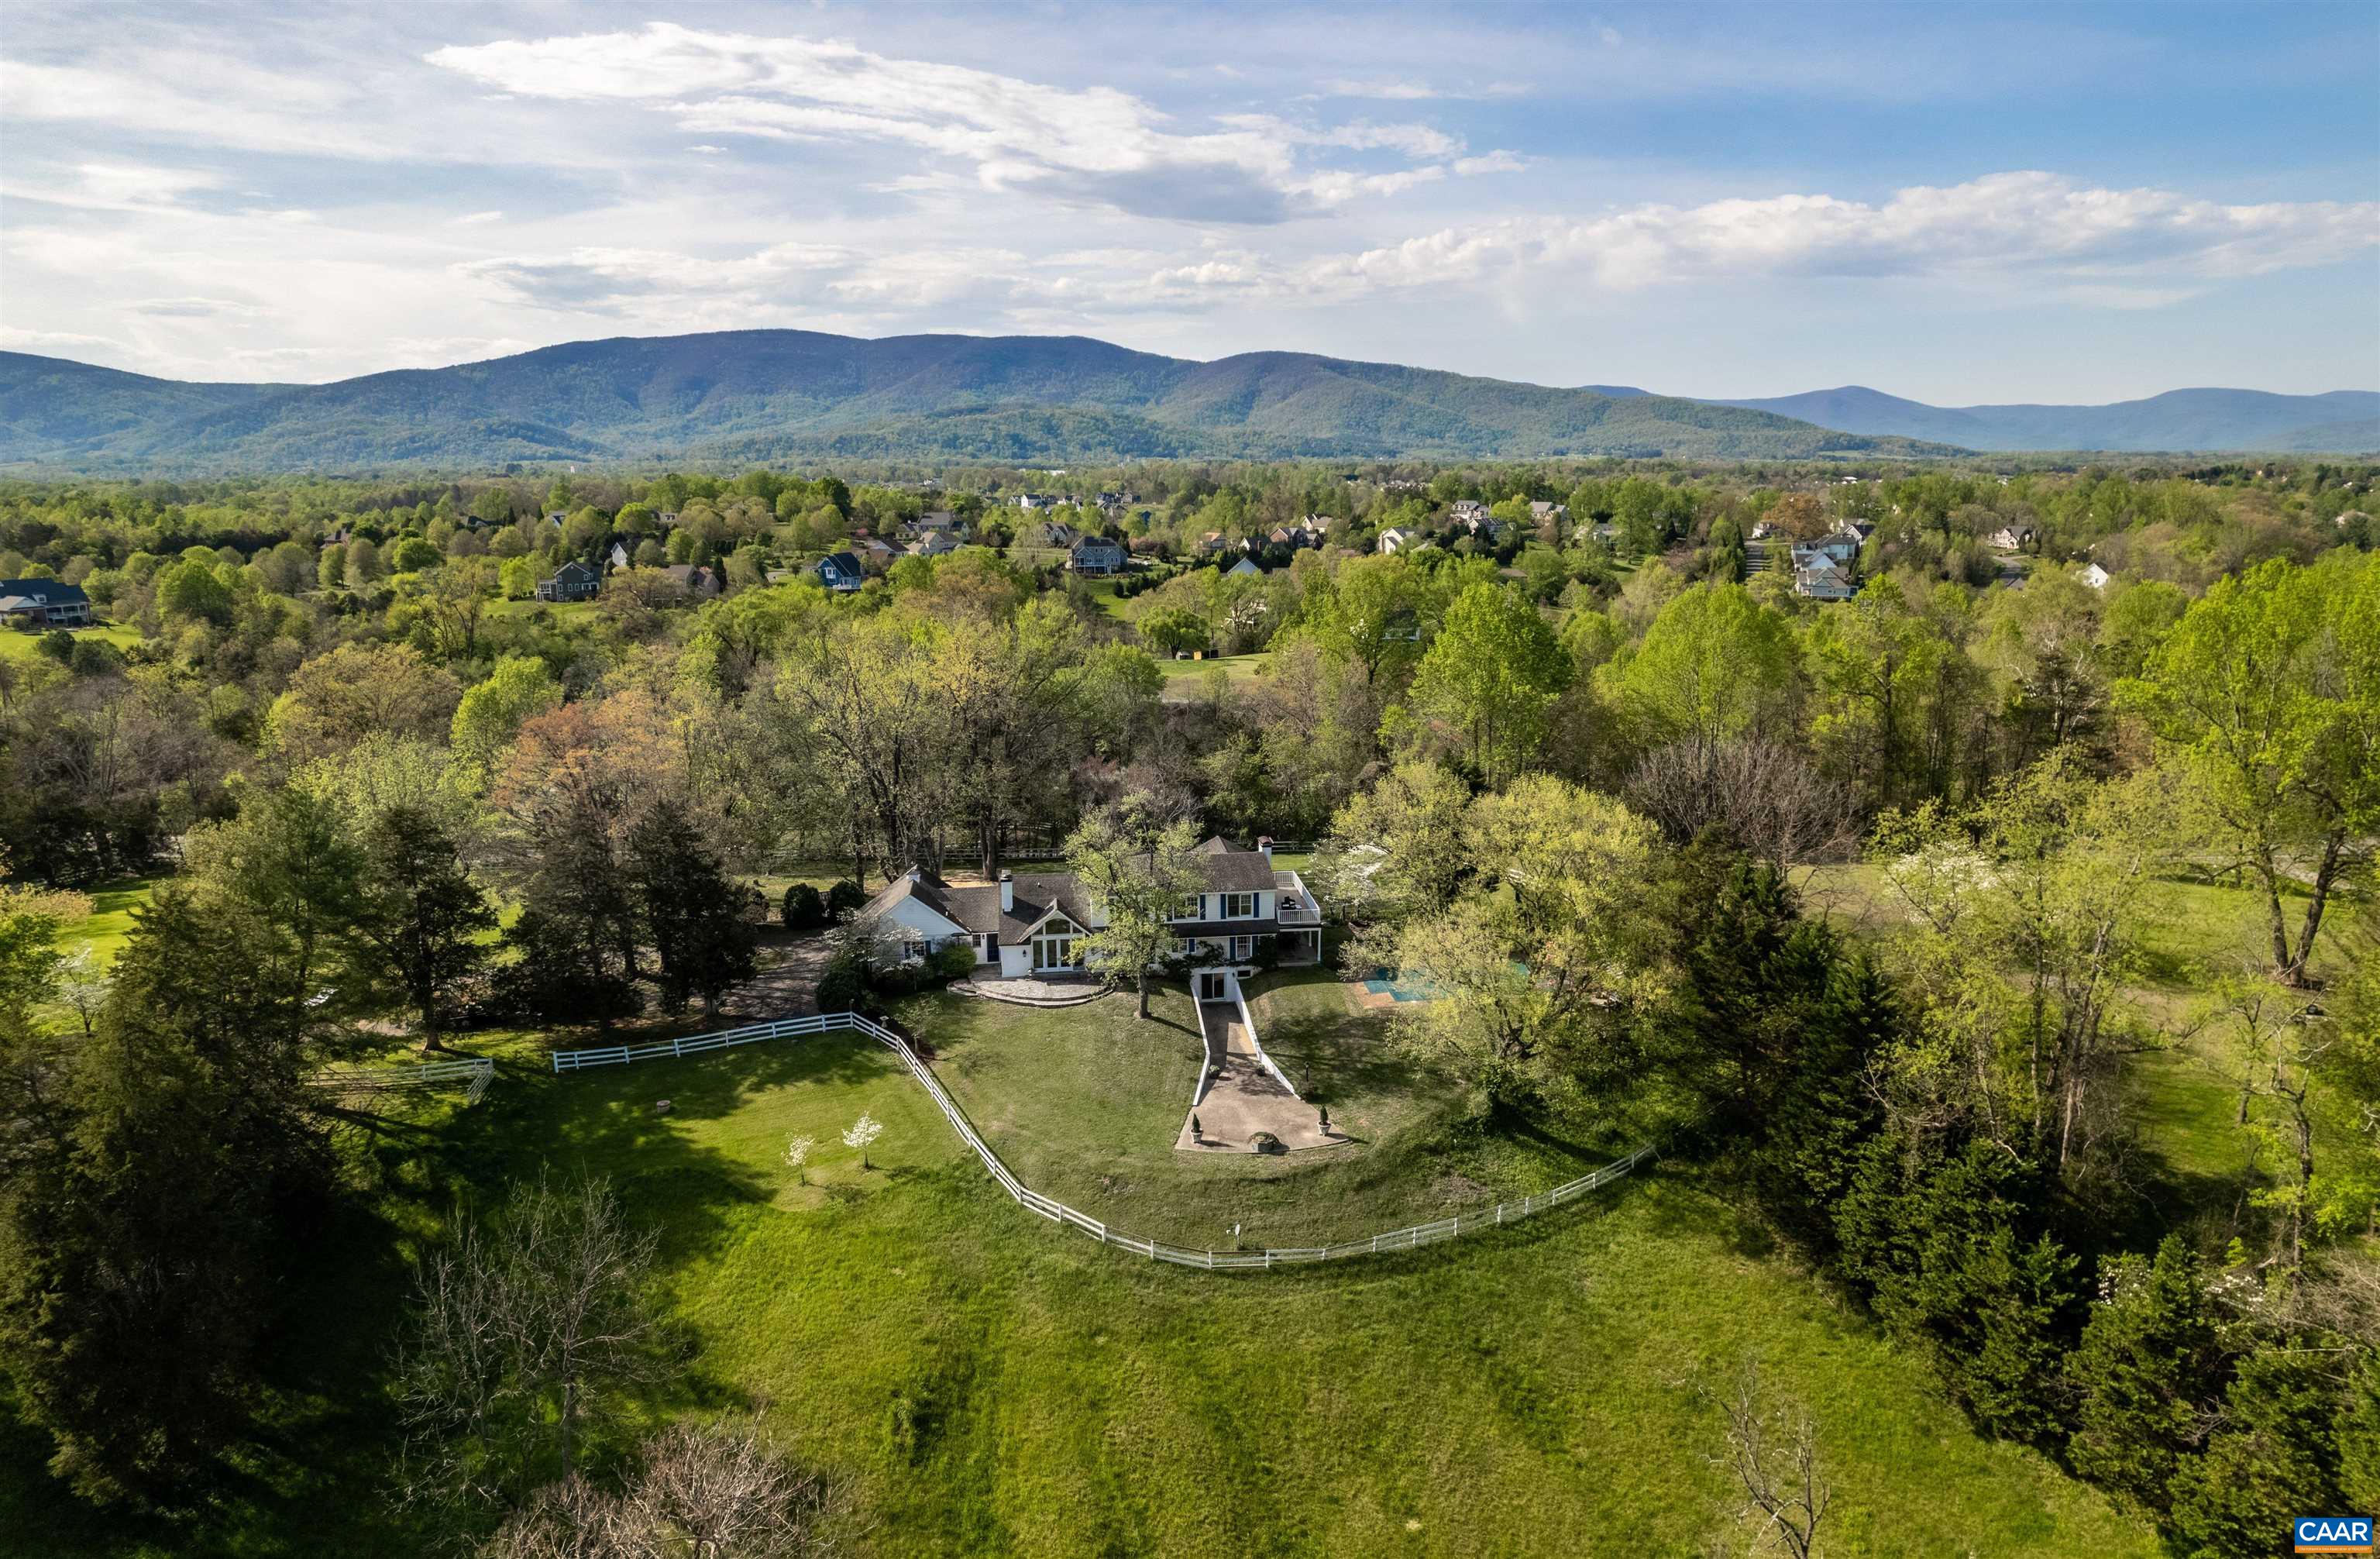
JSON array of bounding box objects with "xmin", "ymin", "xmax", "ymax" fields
[
  {"xmin": 815, "ymin": 551, "xmax": 865, "ymax": 592},
  {"xmin": 536, "ymin": 560, "xmax": 601, "ymax": 602},
  {"xmin": 0, "ymin": 578, "xmax": 94, "ymax": 628},
  {"xmin": 858, "ymin": 836, "xmax": 1324, "ymax": 997},
  {"xmin": 1067, "ymin": 535, "xmax": 1127, "ymax": 575}
]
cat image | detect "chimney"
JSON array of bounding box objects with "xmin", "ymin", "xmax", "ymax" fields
[
  {"xmin": 1257, "ymin": 836, "xmax": 1273, "ymax": 862},
  {"xmin": 999, "ymin": 870, "xmax": 1014, "ymax": 913}
]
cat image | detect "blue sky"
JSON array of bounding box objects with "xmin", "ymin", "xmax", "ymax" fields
[{"xmin": 4, "ymin": 0, "xmax": 2375, "ymax": 401}]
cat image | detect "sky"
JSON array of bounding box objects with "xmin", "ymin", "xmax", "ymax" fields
[{"xmin": 3, "ymin": 0, "xmax": 2376, "ymax": 403}]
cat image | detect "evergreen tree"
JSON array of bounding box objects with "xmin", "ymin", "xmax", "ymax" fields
[
  {"xmin": 627, "ymin": 801, "xmax": 758, "ymax": 1016},
  {"xmin": 0, "ymin": 889, "xmax": 331, "ymax": 1505},
  {"xmin": 493, "ymin": 827, "xmax": 641, "ymax": 1026},
  {"xmin": 1835, "ymin": 1134, "xmax": 2078, "ymax": 1443},
  {"xmin": 347, "ymin": 804, "xmax": 496, "ymax": 1051},
  {"xmin": 2169, "ymin": 1347, "xmax": 2344, "ymax": 1558},
  {"xmin": 2063, "ymin": 1236, "xmax": 2222, "ymax": 1512}
]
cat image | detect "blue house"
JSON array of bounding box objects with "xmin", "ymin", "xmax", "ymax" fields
[{"xmin": 815, "ymin": 551, "xmax": 865, "ymax": 592}]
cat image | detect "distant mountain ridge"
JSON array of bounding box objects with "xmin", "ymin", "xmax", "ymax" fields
[
  {"xmin": 0, "ymin": 331, "xmax": 2368, "ymax": 473},
  {"xmin": 0, "ymin": 332, "xmax": 1950, "ymax": 472},
  {"xmin": 1678, "ymin": 384, "xmax": 2379, "ymax": 454}
]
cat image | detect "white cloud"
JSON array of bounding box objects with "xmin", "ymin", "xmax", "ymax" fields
[
  {"xmin": 0, "ymin": 325, "xmax": 136, "ymax": 361},
  {"xmin": 4, "ymin": 58, "xmax": 390, "ymax": 160},
  {"xmin": 452, "ymin": 210, "xmax": 506, "ymax": 226},
  {"xmin": 1453, "ymin": 151, "xmax": 1528, "ymax": 177},
  {"xmin": 426, "ymin": 23, "xmax": 1454, "ymax": 221},
  {"xmin": 1312, "ymin": 77, "xmax": 1532, "ymax": 102},
  {"xmin": 1106, "ymin": 171, "xmax": 2380, "ymax": 306},
  {"xmin": 2, "ymin": 161, "xmax": 223, "ymax": 212}
]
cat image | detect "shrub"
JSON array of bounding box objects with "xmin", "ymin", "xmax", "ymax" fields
[
  {"xmin": 930, "ymin": 941, "xmax": 977, "ymax": 983},
  {"xmin": 780, "ymin": 882, "xmax": 826, "ymax": 930},
  {"xmin": 824, "ymin": 880, "xmax": 866, "ymax": 921},
  {"xmin": 815, "ymin": 952, "xmax": 866, "ymax": 1014}
]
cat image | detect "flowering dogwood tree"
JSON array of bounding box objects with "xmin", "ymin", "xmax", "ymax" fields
[{"xmin": 842, "ymin": 1113, "xmax": 883, "ymax": 1170}]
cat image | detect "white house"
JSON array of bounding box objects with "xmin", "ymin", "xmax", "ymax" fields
[
  {"xmin": 2078, "ymin": 562, "xmax": 2111, "ymax": 590},
  {"xmin": 0, "ymin": 578, "xmax": 93, "ymax": 628},
  {"xmin": 1223, "ymin": 556, "xmax": 1262, "ymax": 578},
  {"xmin": 1988, "ymin": 523, "xmax": 2037, "ymax": 552},
  {"xmin": 855, "ymin": 837, "xmax": 1323, "ymax": 997},
  {"xmin": 1791, "ymin": 548, "xmax": 1856, "ymax": 601},
  {"xmin": 1377, "ymin": 527, "xmax": 1415, "ymax": 555}
]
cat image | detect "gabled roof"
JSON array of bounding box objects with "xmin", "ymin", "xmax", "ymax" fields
[
  {"xmin": 1188, "ymin": 836, "xmax": 1278, "ymax": 892},
  {"xmin": 0, "ymin": 578, "xmax": 89, "ymax": 607},
  {"xmin": 862, "ymin": 869, "xmax": 1095, "ymax": 944},
  {"xmin": 819, "ymin": 550, "xmax": 862, "ymax": 575}
]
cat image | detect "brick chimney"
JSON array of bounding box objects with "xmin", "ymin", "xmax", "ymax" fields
[{"xmin": 999, "ymin": 869, "xmax": 1014, "ymax": 912}]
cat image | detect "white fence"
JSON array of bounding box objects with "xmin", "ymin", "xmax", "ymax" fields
[
  {"xmin": 315, "ymin": 1055, "xmax": 495, "ymax": 1105},
  {"xmin": 547, "ymin": 1012, "xmax": 1652, "ymax": 1270}
]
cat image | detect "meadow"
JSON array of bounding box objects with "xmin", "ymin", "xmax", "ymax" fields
[
  {"xmin": 14, "ymin": 866, "xmax": 2345, "ymax": 1556},
  {"xmin": 0, "ymin": 624, "xmax": 144, "ymax": 662}
]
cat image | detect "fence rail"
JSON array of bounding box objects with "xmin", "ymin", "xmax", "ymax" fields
[
  {"xmin": 315, "ymin": 1055, "xmax": 496, "ymax": 1105},
  {"xmin": 548, "ymin": 1013, "xmax": 1650, "ymax": 1270}
]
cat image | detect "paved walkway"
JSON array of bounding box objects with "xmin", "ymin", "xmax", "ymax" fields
[
  {"xmin": 953, "ymin": 973, "xmax": 1110, "ymax": 1007},
  {"xmin": 1175, "ymin": 1001, "xmax": 1338, "ymax": 1154}
]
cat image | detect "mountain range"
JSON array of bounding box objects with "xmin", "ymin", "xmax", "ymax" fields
[
  {"xmin": 1657, "ymin": 384, "xmax": 2380, "ymax": 455},
  {"xmin": 1, "ymin": 331, "xmax": 2371, "ymax": 473}
]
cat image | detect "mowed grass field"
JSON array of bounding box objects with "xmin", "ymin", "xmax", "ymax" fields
[
  {"xmin": 0, "ymin": 623, "xmax": 145, "ymax": 662},
  {"xmin": 1154, "ymin": 653, "xmax": 1270, "ymax": 700},
  {"xmin": 47, "ymin": 878, "xmax": 159, "ymax": 970},
  {"xmin": 5, "ymin": 958, "xmax": 2162, "ymax": 1557}
]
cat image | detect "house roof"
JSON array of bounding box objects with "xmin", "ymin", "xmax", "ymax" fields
[
  {"xmin": 862, "ymin": 869, "xmax": 1095, "ymax": 944},
  {"xmin": 1188, "ymin": 836, "xmax": 1278, "ymax": 892},
  {"xmin": 866, "ymin": 837, "xmax": 1280, "ymax": 946},
  {"xmin": 0, "ymin": 578, "xmax": 89, "ymax": 607},
  {"xmin": 1071, "ymin": 534, "xmax": 1123, "ymax": 554},
  {"xmin": 548, "ymin": 560, "xmax": 599, "ymax": 583},
  {"xmin": 820, "ymin": 550, "xmax": 862, "ymax": 574}
]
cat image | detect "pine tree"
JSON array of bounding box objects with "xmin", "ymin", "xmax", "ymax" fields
[
  {"xmin": 2064, "ymin": 1235, "xmax": 2221, "ymax": 1512},
  {"xmin": 2169, "ymin": 1347, "xmax": 2344, "ymax": 1557},
  {"xmin": 628, "ymin": 800, "xmax": 757, "ymax": 1016},
  {"xmin": 346, "ymin": 804, "xmax": 496, "ymax": 1051},
  {"xmin": 0, "ymin": 888, "xmax": 332, "ymax": 1505}
]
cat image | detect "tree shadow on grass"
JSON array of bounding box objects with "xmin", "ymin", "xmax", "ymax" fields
[{"xmin": 212, "ymin": 1038, "xmax": 901, "ymax": 1557}]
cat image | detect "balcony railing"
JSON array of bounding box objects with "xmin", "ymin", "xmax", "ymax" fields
[{"xmin": 1274, "ymin": 870, "xmax": 1322, "ymax": 927}]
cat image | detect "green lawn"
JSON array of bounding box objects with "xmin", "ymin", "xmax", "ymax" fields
[
  {"xmin": 1154, "ymin": 653, "xmax": 1269, "ymax": 700},
  {"xmin": 0, "ymin": 973, "xmax": 2163, "ymax": 1557},
  {"xmin": 0, "ymin": 623, "xmax": 145, "ymax": 662},
  {"xmin": 485, "ymin": 597, "xmax": 599, "ymax": 624},
  {"xmin": 48, "ymin": 877, "xmax": 160, "ymax": 969}
]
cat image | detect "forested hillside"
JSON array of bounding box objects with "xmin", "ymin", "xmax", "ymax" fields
[
  {"xmin": 1695, "ymin": 384, "xmax": 2380, "ymax": 453},
  {"xmin": 0, "ymin": 334, "xmax": 1954, "ymax": 471}
]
